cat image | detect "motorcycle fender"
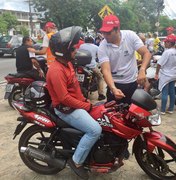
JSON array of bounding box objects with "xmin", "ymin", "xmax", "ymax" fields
[
  {"xmin": 142, "ymin": 131, "xmax": 176, "ymax": 152},
  {"xmin": 13, "ymin": 117, "xmax": 28, "ymax": 139},
  {"xmin": 4, "ymin": 84, "xmax": 17, "ymax": 99}
]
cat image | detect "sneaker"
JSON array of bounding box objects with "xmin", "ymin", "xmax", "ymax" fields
[
  {"xmin": 67, "ymin": 158, "xmax": 89, "ymax": 180},
  {"xmin": 98, "ymin": 94, "xmax": 106, "ymax": 101},
  {"xmin": 160, "ymin": 112, "xmax": 166, "ymax": 115},
  {"xmin": 166, "ymin": 111, "xmax": 173, "ymax": 114}
]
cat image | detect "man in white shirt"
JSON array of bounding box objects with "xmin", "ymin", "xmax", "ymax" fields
[
  {"xmin": 79, "ymin": 36, "xmax": 106, "ymax": 100},
  {"xmin": 98, "ymin": 14, "xmax": 151, "ymax": 105}
]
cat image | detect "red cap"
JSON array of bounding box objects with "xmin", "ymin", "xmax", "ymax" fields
[
  {"xmin": 44, "ymin": 22, "xmax": 56, "ymax": 30},
  {"xmin": 163, "ymin": 35, "xmax": 176, "ymax": 42},
  {"xmin": 166, "ymin": 26, "xmax": 174, "ymax": 31},
  {"xmin": 99, "ymin": 15, "xmax": 120, "ymax": 32}
]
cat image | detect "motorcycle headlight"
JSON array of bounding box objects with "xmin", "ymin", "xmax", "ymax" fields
[{"xmin": 148, "ymin": 109, "xmax": 161, "ymax": 126}]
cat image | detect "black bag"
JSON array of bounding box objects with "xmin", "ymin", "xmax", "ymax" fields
[{"xmin": 56, "ymin": 104, "xmax": 75, "ymax": 114}]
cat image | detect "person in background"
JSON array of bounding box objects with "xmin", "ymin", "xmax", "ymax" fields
[
  {"xmin": 79, "ymin": 35, "xmax": 106, "ymax": 100},
  {"xmin": 29, "ymin": 22, "xmax": 57, "ymax": 67},
  {"xmin": 146, "ymin": 32, "xmax": 154, "ymax": 53},
  {"xmin": 47, "ymin": 26, "xmax": 102, "ymax": 179},
  {"xmin": 153, "ymin": 32, "xmax": 160, "ymax": 54},
  {"xmin": 155, "ymin": 34, "xmax": 176, "ymax": 115},
  {"xmin": 166, "ymin": 26, "xmax": 175, "ymax": 36},
  {"xmin": 16, "ymin": 36, "xmax": 44, "ymax": 80}
]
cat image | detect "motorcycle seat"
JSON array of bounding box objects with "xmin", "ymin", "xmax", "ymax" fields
[
  {"xmin": 8, "ymin": 73, "xmax": 32, "ymax": 78},
  {"xmin": 40, "ymin": 107, "xmax": 72, "ymax": 128}
]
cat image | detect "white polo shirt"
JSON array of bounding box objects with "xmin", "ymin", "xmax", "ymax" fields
[{"xmin": 98, "ymin": 30, "xmax": 144, "ymax": 83}]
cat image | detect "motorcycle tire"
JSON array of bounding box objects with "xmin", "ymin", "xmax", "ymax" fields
[
  {"xmin": 8, "ymin": 87, "xmax": 23, "ymax": 108},
  {"xmin": 133, "ymin": 136, "xmax": 176, "ymax": 180},
  {"xmin": 18, "ymin": 125, "xmax": 65, "ymax": 175}
]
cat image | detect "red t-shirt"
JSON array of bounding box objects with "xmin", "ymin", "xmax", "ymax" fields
[{"xmin": 46, "ymin": 60, "xmax": 91, "ymax": 111}]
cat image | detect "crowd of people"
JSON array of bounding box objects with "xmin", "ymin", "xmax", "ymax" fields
[{"xmin": 14, "ymin": 14, "xmax": 176, "ymax": 179}]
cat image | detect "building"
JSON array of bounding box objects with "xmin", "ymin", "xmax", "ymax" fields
[{"xmin": 0, "ymin": 0, "xmax": 41, "ymax": 37}]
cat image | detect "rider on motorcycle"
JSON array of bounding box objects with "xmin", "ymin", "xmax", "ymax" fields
[
  {"xmin": 46, "ymin": 26, "xmax": 102, "ymax": 179},
  {"xmin": 16, "ymin": 36, "xmax": 45, "ymax": 80}
]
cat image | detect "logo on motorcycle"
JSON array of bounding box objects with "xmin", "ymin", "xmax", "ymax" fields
[
  {"xmin": 97, "ymin": 115, "xmax": 113, "ymax": 127},
  {"xmin": 34, "ymin": 115, "xmax": 50, "ymax": 124}
]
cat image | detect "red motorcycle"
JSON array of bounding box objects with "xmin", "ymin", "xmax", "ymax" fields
[
  {"xmin": 4, "ymin": 73, "xmax": 34, "ymax": 108},
  {"xmin": 4, "ymin": 56, "xmax": 47, "ymax": 108},
  {"xmin": 13, "ymin": 81, "xmax": 176, "ymax": 180}
]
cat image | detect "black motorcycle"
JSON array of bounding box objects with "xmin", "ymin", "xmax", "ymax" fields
[{"xmin": 74, "ymin": 49, "xmax": 98, "ymax": 98}]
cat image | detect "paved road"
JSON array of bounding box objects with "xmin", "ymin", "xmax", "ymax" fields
[{"xmin": 0, "ymin": 55, "xmax": 16, "ymax": 82}]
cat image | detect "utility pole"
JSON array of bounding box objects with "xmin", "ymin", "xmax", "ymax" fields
[
  {"xmin": 28, "ymin": 0, "xmax": 33, "ymax": 36},
  {"xmin": 156, "ymin": 0, "xmax": 164, "ymax": 34}
]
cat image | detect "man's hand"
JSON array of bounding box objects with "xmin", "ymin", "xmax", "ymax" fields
[
  {"xmin": 112, "ymin": 87, "xmax": 125, "ymax": 99},
  {"xmin": 154, "ymin": 74, "xmax": 159, "ymax": 80},
  {"xmin": 38, "ymin": 69, "xmax": 45, "ymax": 78},
  {"xmin": 137, "ymin": 68, "xmax": 146, "ymax": 86}
]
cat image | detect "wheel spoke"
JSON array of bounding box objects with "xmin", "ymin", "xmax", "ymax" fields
[{"xmin": 28, "ymin": 141, "xmax": 41, "ymax": 146}]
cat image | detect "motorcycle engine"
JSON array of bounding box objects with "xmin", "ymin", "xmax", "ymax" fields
[{"xmin": 92, "ymin": 132, "xmax": 128, "ymax": 164}]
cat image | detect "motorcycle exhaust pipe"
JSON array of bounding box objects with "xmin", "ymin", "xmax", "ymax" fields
[{"xmin": 20, "ymin": 146, "xmax": 66, "ymax": 169}]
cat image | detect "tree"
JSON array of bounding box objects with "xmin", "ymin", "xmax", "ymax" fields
[
  {"xmin": 32, "ymin": 0, "xmax": 120, "ymax": 31},
  {"xmin": 0, "ymin": 16, "xmax": 8, "ymax": 34},
  {"xmin": 19, "ymin": 26, "xmax": 30, "ymax": 36},
  {"xmin": 2, "ymin": 12, "xmax": 18, "ymax": 31}
]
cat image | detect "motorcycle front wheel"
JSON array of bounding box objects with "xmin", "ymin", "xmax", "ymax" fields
[
  {"xmin": 134, "ymin": 137, "xmax": 176, "ymax": 180},
  {"xmin": 18, "ymin": 125, "xmax": 65, "ymax": 175}
]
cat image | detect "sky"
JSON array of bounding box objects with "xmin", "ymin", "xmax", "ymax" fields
[
  {"xmin": 163, "ymin": 0, "xmax": 176, "ymax": 20},
  {"xmin": 0, "ymin": 0, "xmax": 176, "ymax": 19}
]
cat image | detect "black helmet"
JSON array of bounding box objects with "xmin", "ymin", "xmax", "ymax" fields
[
  {"xmin": 84, "ymin": 35, "xmax": 94, "ymax": 43},
  {"xmin": 49, "ymin": 26, "xmax": 82, "ymax": 59},
  {"xmin": 24, "ymin": 81, "xmax": 51, "ymax": 108}
]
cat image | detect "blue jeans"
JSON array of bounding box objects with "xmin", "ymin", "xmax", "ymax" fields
[
  {"xmin": 54, "ymin": 108, "xmax": 102, "ymax": 165},
  {"xmin": 161, "ymin": 81, "xmax": 175, "ymax": 112}
]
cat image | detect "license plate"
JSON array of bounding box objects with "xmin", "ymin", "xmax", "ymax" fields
[
  {"xmin": 77, "ymin": 74, "xmax": 85, "ymax": 82},
  {"xmin": 5, "ymin": 84, "xmax": 14, "ymax": 93}
]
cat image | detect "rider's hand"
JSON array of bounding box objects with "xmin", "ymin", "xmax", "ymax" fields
[
  {"xmin": 137, "ymin": 68, "xmax": 146, "ymax": 86},
  {"xmin": 112, "ymin": 87, "xmax": 125, "ymax": 99}
]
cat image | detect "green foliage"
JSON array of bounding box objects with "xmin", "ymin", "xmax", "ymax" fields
[
  {"xmin": 159, "ymin": 16, "xmax": 176, "ymax": 35},
  {"xmin": 32, "ymin": 0, "xmax": 120, "ymax": 30},
  {"xmin": 32, "ymin": 0, "xmax": 173, "ymax": 34},
  {"xmin": 0, "ymin": 16, "xmax": 8, "ymax": 34},
  {"xmin": 2, "ymin": 12, "xmax": 18, "ymax": 30},
  {"xmin": 19, "ymin": 26, "xmax": 29, "ymax": 36}
]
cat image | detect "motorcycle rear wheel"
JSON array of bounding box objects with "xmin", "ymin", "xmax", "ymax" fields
[
  {"xmin": 134, "ymin": 137, "xmax": 176, "ymax": 180},
  {"xmin": 8, "ymin": 87, "xmax": 23, "ymax": 108},
  {"xmin": 18, "ymin": 125, "xmax": 65, "ymax": 175}
]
